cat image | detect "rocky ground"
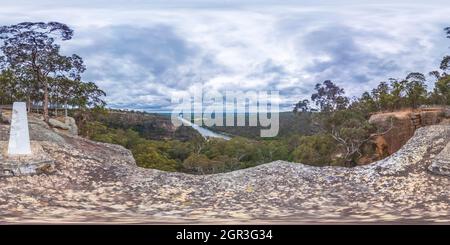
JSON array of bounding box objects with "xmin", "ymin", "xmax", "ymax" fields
[{"xmin": 0, "ymin": 117, "xmax": 449, "ymax": 224}]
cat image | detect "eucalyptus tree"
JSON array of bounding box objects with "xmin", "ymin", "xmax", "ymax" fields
[
  {"xmin": 425, "ymin": 28, "xmax": 450, "ymax": 105},
  {"xmin": 404, "ymin": 72, "xmax": 427, "ymax": 109},
  {"xmin": 293, "ymin": 99, "xmax": 310, "ymax": 113},
  {"xmin": 0, "ymin": 22, "xmax": 85, "ymax": 122},
  {"xmin": 429, "ymin": 70, "xmax": 450, "ymax": 105},
  {"xmin": 56, "ymin": 77, "xmax": 79, "ymax": 117},
  {"xmin": 311, "ymin": 80, "xmax": 349, "ymax": 112},
  {"xmin": 74, "ymin": 81, "xmax": 106, "ymax": 109},
  {"xmin": 0, "ymin": 70, "xmax": 15, "ymax": 106}
]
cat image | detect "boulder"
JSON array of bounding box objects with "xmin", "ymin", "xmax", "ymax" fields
[
  {"xmin": 64, "ymin": 116, "xmax": 78, "ymax": 135},
  {"xmin": 48, "ymin": 116, "xmax": 78, "ymax": 136},
  {"xmin": 29, "ymin": 123, "xmax": 66, "ymax": 144},
  {"xmin": 49, "ymin": 118, "xmax": 70, "ymax": 130},
  {"xmin": 0, "ymin": 110, "xmax": 11, "ymax": 124}
]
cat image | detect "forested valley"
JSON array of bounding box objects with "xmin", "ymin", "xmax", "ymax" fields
[{"xmin": 1, "ymin": 22, "xmax": 449, "ymax": 174}]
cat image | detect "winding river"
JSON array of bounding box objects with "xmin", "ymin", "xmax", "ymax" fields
[{"xmin": 177, "ymin": 116, "xmax": 231, "ymax": 140}]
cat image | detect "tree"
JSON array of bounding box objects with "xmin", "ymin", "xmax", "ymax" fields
[
  {"xmin": 440, "ymin": 55, "xmax": 450, "ymax": 72},
  {"xmin": 307, "ymin": 81, "xmax": 374, "ymax": 165},
  {"xmin": 349, "ymin": 91, "xmax": 377, "ymax": 116},
  {"xmin": 371, "ymin": 81, "xmax": 393, "ymax": 111},
  {"xmin": 427, "ymin": 27, "xmax": 450, "ymax": 106},
  {"xmin": 404, "ymin": 72, "xmax": 427, "ymax": 109},
  {"xmin": 429, "ymin": 71, "xmax": 450, "ymax": 105},
  {"xmin": 133, "ymin": 143, "xmax": 179, "ymax": 172},
  {"xmin": 293, "ymin": 99, "xmax": 310, "ymax": 113},
  {"xmin": 0, "ymin": 69, "xmax": 16, "ymax": 104},
  {"xmin": 440, "ymin": 27, "xmax": 450, "ymax": 72},
  {"xmin": 389, "ymin": 78, "xmax": 407, "ymax": 110},
  {"xmin": 292, "ymin": 134, "xmax": 336, "ymax": 166},
  {"xmin": 53, "ymin": 77, "xmax": 76, "ymax": 116},
  {"xmin": 322, "ymin": 109, "xmax": 375, "ymax": 166},
  {"xmin": 73, "ymin": 81, "xmax": 106, "ymax": 109},
  {"xmin": 311, "ymin": 80, "xmax": 349, "ymax": 112},
  {"xmin": 183, "ymin": 153, "xmax": 217, "ymax": 174},
  {"xmin": 0, "ymin": 22, "xmax": 85, "ymax": 122}
]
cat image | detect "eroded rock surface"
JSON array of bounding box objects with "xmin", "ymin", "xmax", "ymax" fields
[
  {"xmin": 369, "ymin": 107, "xmax": 448, "ymax": 156},
  {"xmin": 429, "ymin": 142, "xmax": 450, "ymax": 176},
  {"xmin": 0, "ymin": 121, "xmax": 449, "ymax": 224}
]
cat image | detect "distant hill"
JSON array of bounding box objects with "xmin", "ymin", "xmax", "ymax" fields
[
  {"xmin": 203, "ymin": 112, "xmax": 317, "ymax": 139},
  {"xmin": 94, "ymin": 110, "xmax": 317, "ymax": 140},
  {"xmin": 94, "ymin": 110, "xmax": 201, "ymax": 141}
]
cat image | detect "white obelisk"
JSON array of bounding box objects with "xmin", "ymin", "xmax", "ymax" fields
[{"xmin": 8, "ymin": 102, "xmax": 32, "ymax": 155}]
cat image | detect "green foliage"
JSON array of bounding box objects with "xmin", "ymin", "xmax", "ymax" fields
[
  {"xmin": 0, "ymin": 69, "xmax": 16, "ymax": 104},
  {"xmin": 429, "ymin": 74, "xmax": 450, "ymax": 105},
  {"xmin": 182, "ymin": 153, "xmax": 217, "ymax": 174},
  {"xmin": 353, "ymin": 72, "xmax": 430, "ymax": 113},
  {"xmin": 293, "ymin": 99, "xmax": 311, "ymax": 113},
  {"xmin": 404, "ymin": 73, "xmax": 428, "ymax": 109},
  {"xmin": 66, "ymin": 26, "xmax": 450, "ymax": 172},
  {"xmin": 292, "ymin": 134, "xmax": 336, "ymax": 166},
  {"xmin": 323, "ymin": 109, "xmax": 375, "ymax": 166},
  {"xmin": 372, "ymin": 81, "xmax": 394, "ymax": 111},
  {"xmin": 132, "ymin": 143, "xmax": 179, "ymax": 172},
  {"xmin": 311, "ymin": 80, "xmax": 349, "ymax": 112},
  {"xmin": 82, "ymin": 117, "xmax": 294, "ymax": 173},
  {"xmin": 0, "ymin": 22, "xmax": 105, "ymax": 120}
]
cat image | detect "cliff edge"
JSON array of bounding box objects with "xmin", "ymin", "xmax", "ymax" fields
[{"xmin": 0, "ymin": 116, "xmax": 449, "ymax": 223}]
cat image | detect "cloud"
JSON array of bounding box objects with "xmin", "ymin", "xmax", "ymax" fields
[
  {"xmin": 0, "ymin": 0, "xmax": 449, "ymax": 111},
  {"xmin": 302, "ymin": 26, "xmax": 401, "ymax": 89}
]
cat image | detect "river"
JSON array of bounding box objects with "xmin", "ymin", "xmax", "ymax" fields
[{"xmin": 177, "ymin": 116, "xmax": 231, "ymax": 140}]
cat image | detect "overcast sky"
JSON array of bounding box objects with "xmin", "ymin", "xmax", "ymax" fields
[{"xmin": 1, "ymin": 0, "xmax": 449, "ymax": 111}]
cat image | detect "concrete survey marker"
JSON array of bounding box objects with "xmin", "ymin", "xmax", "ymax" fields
[
  {"xmin": 7, "ymin": 102, "xmax": 32, "ymax": 155},
  {"xmin": 0, "ymin": 102, "xmax": 54, "ymax": 177}
]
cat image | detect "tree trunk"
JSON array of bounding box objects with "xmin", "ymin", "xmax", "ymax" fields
[
  {"xmin": 43, "ymin": 83, "xmax": 49, "ymax": 122},
  {"xmin": 64, "ymin": 100, "xmax": 68, "ymax": 117},
  {"xmin": 27, "ymin": 96, "xmax": 31, "ymax": 113}
]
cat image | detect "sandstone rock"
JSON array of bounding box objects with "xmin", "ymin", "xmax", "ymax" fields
[
  {"xmin": 48, "ymin": 116, "xmax": 78, "ymax": 136},
  {"xmin": 445, "ymin": 108, "xmax": 450, "ymax": 118},
  {"xmin": 0, "ymin": 123, "xmax": 448, "ymax": 224},
  {"xmin": 369, "ymin": 111, "xmax": 415, "ymax": 155},
  {"xmin": 0, "ymin": 113, "xmax": 11, "ymax": 124},
  {"xmin": 29, "ymin": 123, "xmax": 66, "ymax": 144},
  {"xmin": 64, "ymin": 116, "xmax": 78, "ymax": 135},
  {"xmin": 0, "ymin": 141, "xmax": 55, "ymax": 177},
  {"xmin": 429, "ymin": 142, "xmax": 450, "ymax": 176},
  {"xmin": 420, "ymin": 110, "xmax": 444, "ymax": 126},
  {"xmin": 49, "ymin": 118, "xmax": 70, "ymax": 130},
  {"xmin": 369, "ymin": 108, "xmax": 448, "ymax": 157}
]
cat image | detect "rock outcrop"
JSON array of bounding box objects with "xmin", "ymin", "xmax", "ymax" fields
[
  {"xmin": 429, "ymin": 142, "xmax": 450, "ymax": 176},
  {"xmin": 369, "ymin": 111, "xmax": 415, "ymax": 156},
  {"xmin": 0, "ymin": 141, "xmax": 55, "ymax": 177},
  {"xmin": 0, "ymin": 114, "xmax": 449, "ymax": 223},
  {"xmin": 48, "ymin": 116, "xmax": 78, "ymax": 135},
  {"xmin": 369, "ymin": 107, "xmax": 449, "ymax": 157}
]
